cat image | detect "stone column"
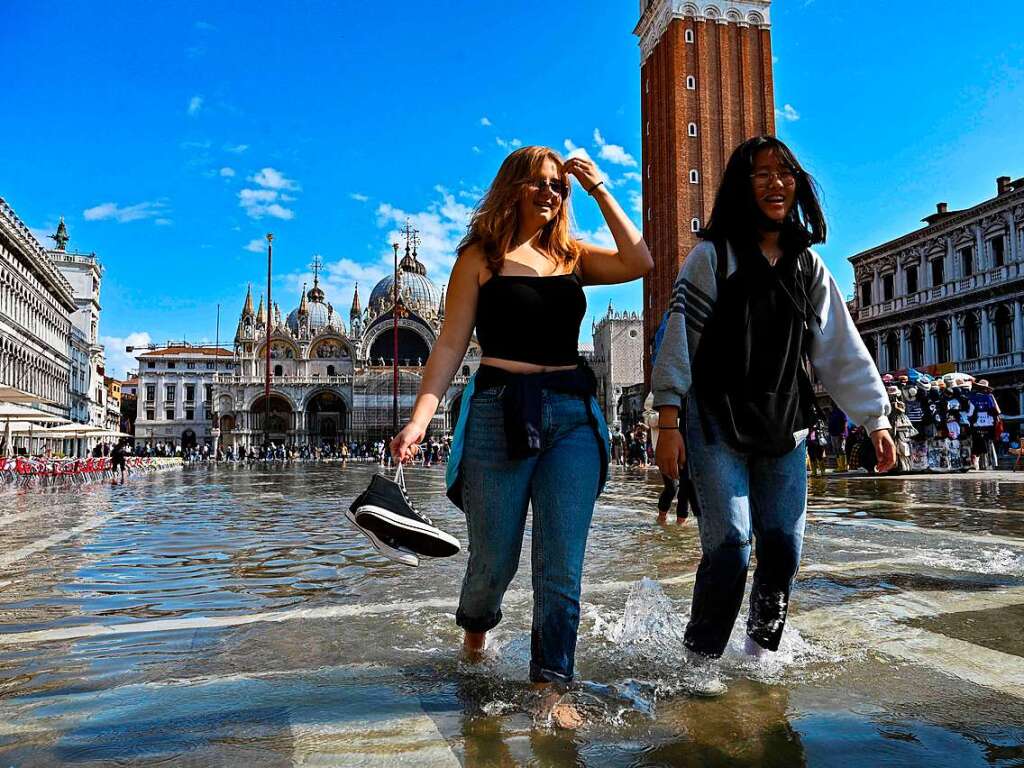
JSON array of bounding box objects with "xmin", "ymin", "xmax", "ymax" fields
[
  {"xmin": 980, "ymin": 306, "xmax": 993, "ymax": 358},
  {"xmin": 1009, "ymin": 208, "xmax": 1020, "ymax": 263},
  {"xmin": 946, "ymin": 236, "xmax": 956, "ymax": 282},
  {"xmin": 924, "ymin": 322, "xmax": 934, "ymax": 366},
  {"xmin": 1014, "ymin": 300, "xmax": 1024, "ymax": 352},
  {"xmin": 951, "ymin": 314, "xmax": 963, "ymax": 363},
  {"xmin": 975, "ymin": 225, "xmax": 986, "ymax": 273},
  {"xmin": 899, "ymin": 327, "xmax": 911, "ymax": 370}
]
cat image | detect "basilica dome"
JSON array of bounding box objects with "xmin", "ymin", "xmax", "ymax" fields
[
  {"xmin": 286, "ymin": 280, "xmax": 345, "ymax": 335},
  {"xmin": 369, "ymin": 249, "xmax": 442, "ymax": 312}
]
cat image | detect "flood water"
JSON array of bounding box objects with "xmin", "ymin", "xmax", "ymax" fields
[{"xmin": 1, "ymin": 463, "xmax": 1023, "ymax": 766}]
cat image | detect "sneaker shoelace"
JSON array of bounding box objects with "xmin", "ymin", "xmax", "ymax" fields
[{"xmin": 393, "ymin": 463, "xmax": 433, "ymax": 525}]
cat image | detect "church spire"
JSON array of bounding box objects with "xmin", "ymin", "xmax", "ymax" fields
[
  {"xmin": 298, "ymin": 283, "xmax": 309, "ymax": 315},
  {"xmin": 256, "ymin": 294, "xmax": 266, "ymax": 325},
  {"xmin": 350, "ymin": 282, "xmax": 361, "ymax": 319},
  {"xmin": 242, "ymin": 284, "xmax": 254, "ymax": 318},
  {"xmin": 307, "ymin": 255, "xmax": 325, "ymax": 303}
]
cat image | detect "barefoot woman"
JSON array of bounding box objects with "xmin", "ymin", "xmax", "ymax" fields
[{"xmin": 392, "ymin": 146, "xmax": 651, "ymax": 726}]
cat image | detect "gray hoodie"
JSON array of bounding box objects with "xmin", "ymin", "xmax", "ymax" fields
[{"xmin": 651, "ymin": 240, "xmax": 891, "ymax": 434}]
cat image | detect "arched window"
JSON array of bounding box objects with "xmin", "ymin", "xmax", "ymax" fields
[
  {"xmin": 934, "ymin": 322, "xmax": 951, "ymax": 363},
  {"xmin": 910, "ymin": 325, "xmax": 924, "ymax": 368},
  {"xmin": 688, "ymin": 122, "xmax": 698, "ymax": 137},
  {"xmin": 273, "ymin": 364, "xmax": 283, "ymax": 377},
  {"xmin": 690, "ymin": 218, "xmax": 701, "ymax": 232},
  {"xmin": 884, "ymin": 332, "xmax": 900, "ymax": 371},
  {"xmin": 995, "ymin": 305, "xmax": 1013, "ymax": 355},
  {"xmin": 963, "ymin": 313, "xmax": 980, "ymax": 359},
  {"xmin": 685, "ymin": 28, "xmax": 694, "ymax": 43},
  {"xmin": 327, "ymin": 364, "xmax": 336, "ymax": 376},
  {"xmin": 686, "ymin": 76, "xmax": 696, "ymax": 90},
  {"xmin": 689, "ymin": 169, "xmax": 699, "ymax": 184}
]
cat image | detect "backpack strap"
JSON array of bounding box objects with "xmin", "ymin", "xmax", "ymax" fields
[{"xmin": 694, "ymin": 239, "xmax": 730, "ymax": 447}]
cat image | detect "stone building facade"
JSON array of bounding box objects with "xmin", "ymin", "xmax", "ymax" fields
[
  {"xmin": 634, "ymin": 0, "xmax": 775, "ymax": 382},
  {"xmin": 212, "ymin": 244, "xmax": 478, "ymax": 451},
  {"xmin": 0, "ymin": 197, "xmax": 76, "ymax": 419},
  {"xmin": 46, "ymin": 219, "xmax": 108, "ymax": 427},
  {"xmin": 850, "ymin": 175, "xmax": 1024, "ymax": 416},
  {"xmin": 134, "ymin": 345, "xmax": 234, "ymax": 448},
  {"xmin": 591, "ymin": 302, "xmax": 645, "ymax": 429}
]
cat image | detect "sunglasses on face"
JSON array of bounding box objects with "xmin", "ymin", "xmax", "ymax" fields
[
  {"xmin": 523, "ymin": 178, "xmax": 569, "ymax": 197},
  {"xmin": 750, "ymin": 169, "xmax": 798, "ymax": 187}
]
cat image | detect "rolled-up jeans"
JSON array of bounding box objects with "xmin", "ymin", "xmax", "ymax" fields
[
  {"xmin": 683, "ymin": 399, "xmax": 808, "ymax": 658},
  {"xmin": 455, "ymin": 386, "xmax": 601, "ymax": 684}
]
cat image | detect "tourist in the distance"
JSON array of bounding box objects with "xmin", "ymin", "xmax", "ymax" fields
[
  {"xmin": 391, "ymin": 146, "xmax": 651, "ymax": 727},
  {"xmin": 652, "ymin": 136, "xmax": 895, "ymax": 688}
]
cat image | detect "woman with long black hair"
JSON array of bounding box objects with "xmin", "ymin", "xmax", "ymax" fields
[{"xmin": 652, "ymin": 136, "xmax": 895, "ymax": 683}]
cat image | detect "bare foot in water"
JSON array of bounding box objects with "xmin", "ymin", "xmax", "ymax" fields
[
  {"xmin": 657, "ymin": 511, "xmax": 669, "ymax": 524},
  {"xmin": 462, "ymin": 631, "xmax": 486, "ymax": 662},
  {"xmin": 531, "ymin": 684, "xmax": 584, "ymax": 729}
]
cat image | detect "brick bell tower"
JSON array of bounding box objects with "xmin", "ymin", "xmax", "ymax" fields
[{"xmin": 634, "ymin": 0, "xmax": 776, "ymax": 383}]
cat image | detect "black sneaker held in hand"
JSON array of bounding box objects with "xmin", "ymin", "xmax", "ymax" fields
[{"xmin": 348, "ymin": 464, "xmax": 461, "ymax": 559}]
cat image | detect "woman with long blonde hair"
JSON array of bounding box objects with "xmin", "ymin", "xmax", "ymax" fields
[{"xmin": 392, "ymin": 145, "xmax": 651, "ymax": 726}]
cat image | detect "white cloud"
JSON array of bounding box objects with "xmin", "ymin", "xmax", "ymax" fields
[
  {"xmin": 187, "ymin": 95, "xmax": 203, "ymax": 116},
  {"xmin": 282, "ymin": 256, "xmax": 388, "ymax": 309},
  {"xmin": 350, "ymin": 192, "xmax": 369, "ymax": 202},
  {"xmin": 480, "ymin": 117, "xmax": 492, "ymax": 126},
  {"xmin": 238, "ymin": 167, "xmax": 300, "ymax": 219},
  {"xmin": 576, "ymin": 224, "xmax": 616, "ymax": 250},
  {"xmin": 622, "ymin": 171, "xmax": 642, "ymax": 182},
  {"xmin": 195, "ymin": 20, "xmax": 216, "ymax": 31},
  {"xmin": 628, "ymin": 190, "xmax": 643, "ymax": 215},
  {"xmin": 593, "ymin": 127, "xmax": 637, "ymax": 167},
  {"xmin": 471, "ymin": 145, "xmax": 481, "ymax": 154},
  {"xmin": 244, "ymin": 238, "xmax": 266, "ymax": 252},
  {"xmin": 219, "ymin": 167, "xmax": 235, "ymax": 177},
  {"xmin": 83, "ymin": 200, "xmax": 169, "ymax": 223},
  {"xmin": 374, "ymin": 186, "xmax": 474, "ymax": 280},
  {"xmin": 100, "ymin": 331, "xmax": 153, "ymax": 379},
  {"xmin": 154, "ymin": 218, "xmax": 172, "ymax": 226},
  {"xmin": 776, "ymin": 103, "xmax": 800, "ymax": 122},
  {"xmin": 248, "ymin": 167, "xmax": 299, "ymax": 190},
  {"xmin": 238, "ymin": 190, "xmax": 294, "ymax": 220},
  {"xmin": 495, "ymin": 136, "xmax": 522, "ymax": 149},
  {"xmin": 225, "ymin": 143, "xmax": 249, "ymax": 154}
]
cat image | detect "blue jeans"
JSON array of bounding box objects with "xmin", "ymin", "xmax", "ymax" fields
[
  {"xmin": 684, "ymin": 399, "xmax": 808, "ymax": 657},
  {"xmin": 455, "ymin": 387, "xmax": 602, "ymax": 684}
]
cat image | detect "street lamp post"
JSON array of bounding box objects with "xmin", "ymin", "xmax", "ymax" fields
[{"xmin": 265, "ymin": 233, "xmax": 273, "ymax": 449}]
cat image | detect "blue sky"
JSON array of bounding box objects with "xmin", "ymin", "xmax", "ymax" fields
[{"xmin": 4, "ymin": 1, "xmax": 1022, "ymax": 378}]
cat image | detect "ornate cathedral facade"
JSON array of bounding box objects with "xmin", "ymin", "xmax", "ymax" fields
[{"xmin": 212, "ymin": 244, "xmax": 480, "ymax": 450}]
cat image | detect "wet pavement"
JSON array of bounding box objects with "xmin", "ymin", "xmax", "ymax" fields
[{"xmin": 0, "ymin": 463, "xmax": 1023, "ymax": 766}]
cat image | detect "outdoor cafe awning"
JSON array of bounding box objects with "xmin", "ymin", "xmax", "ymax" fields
[
  {"xmin": 0, "ymin": 402, "xmax": 68, "ymax": 423},
  {"xmin": 0, "ymin": 385, "xmax": 56, "ymax": 406}
]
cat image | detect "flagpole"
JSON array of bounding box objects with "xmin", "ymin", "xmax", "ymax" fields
[
  {"xmin": 392, "ymin": 242, "xmax": 400, "ymax": 439},
  {"xmin": 265, "ymin": 233, "xmax": 273, "ymax": 448}
]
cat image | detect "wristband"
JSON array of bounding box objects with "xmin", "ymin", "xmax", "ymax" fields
[{"xmin": 586, "ymin": 180, "xmax": 605, "ymax": 195}]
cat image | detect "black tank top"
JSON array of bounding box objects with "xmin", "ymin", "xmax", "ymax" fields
[{"xmin": 476, "ymin": 273, "xmax": 586, "ymax": 366}]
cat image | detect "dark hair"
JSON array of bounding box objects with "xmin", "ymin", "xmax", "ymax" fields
[{"xmin": 700, "ymin": 136, "xmax": 826, "ymax": 252}]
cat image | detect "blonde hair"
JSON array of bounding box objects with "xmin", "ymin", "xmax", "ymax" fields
[{"xmin": 458, "ymin": 146, "xmax": 581, "ymax": 274}]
